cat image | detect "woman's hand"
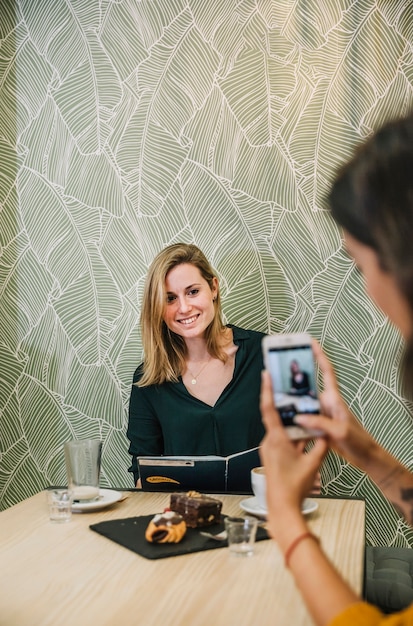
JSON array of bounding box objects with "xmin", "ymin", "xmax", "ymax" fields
[
  {"xmin": 259, "ymin": 370, "xmax": 328, "ymax": 544},
  {"xmin": 294, "ymin": 341, "xmax": 379, "ymax": 472},
  {"xmin": 260, "ymin": 368, "xmax": 362, "ymax": 624},
  {"xmin": 309, "ymin": 469, "xmax": 322, "ymax": 495}
]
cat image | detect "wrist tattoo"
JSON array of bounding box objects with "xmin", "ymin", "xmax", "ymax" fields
[
  {"xmin": 378, "ymin": 466, "xmax": 404, "ymax": 490},
  {"xmin": 378, "ymin": 467, "xmax": 413, "ymax": 524}
]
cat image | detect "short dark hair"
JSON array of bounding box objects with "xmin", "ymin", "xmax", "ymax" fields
[{"xmin": 328, "ymin": 112, "xmax": 413, "ymax": 397}]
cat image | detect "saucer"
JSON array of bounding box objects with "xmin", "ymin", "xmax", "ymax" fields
[
  {"xmin": 72, "ymin": 488, "xmax": 123, "ymax": 513},
  {"xmin": 239, "ymin": 497, "xmax": 318, "ymax": 518}
]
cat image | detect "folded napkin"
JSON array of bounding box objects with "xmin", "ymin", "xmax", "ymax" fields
[{"xmin": 90, "ymin": 514, "xmax": 269, "ymax": 560}]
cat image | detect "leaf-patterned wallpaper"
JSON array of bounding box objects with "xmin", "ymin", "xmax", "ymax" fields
[{"xmin": 1, "ymin": 0, "xmax": 413, "ymax": 546}]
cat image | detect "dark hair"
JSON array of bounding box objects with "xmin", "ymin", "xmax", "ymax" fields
[{"xmin": 328, "ymin": 112, "xmax": 413, "ymax": 397}]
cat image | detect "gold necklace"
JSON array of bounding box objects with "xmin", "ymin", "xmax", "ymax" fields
[{"xmin": 187, "ymin": 357, "xmax": 212, "ymax": 385}]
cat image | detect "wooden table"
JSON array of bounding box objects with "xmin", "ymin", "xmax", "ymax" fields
[{"xmin": 0, "ymin": 491, "xmax": 365, "ymax": 626}]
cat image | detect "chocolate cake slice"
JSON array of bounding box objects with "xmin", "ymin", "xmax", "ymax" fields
[{"xmin": 170, "ymin": 491, "xmax": 222, "ymax": 528}]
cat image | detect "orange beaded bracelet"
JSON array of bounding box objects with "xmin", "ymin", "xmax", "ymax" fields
[{"xmin": 284, "ymin": 531, "xmax": 320, "ymax": 568}]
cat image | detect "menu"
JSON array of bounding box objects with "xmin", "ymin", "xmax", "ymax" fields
[{"xmin": 137, "ymin": 447, "xmax": 260, "ymax": 494}]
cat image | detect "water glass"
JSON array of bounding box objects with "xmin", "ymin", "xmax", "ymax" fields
[
  {"xmin": 224, "ymin": 516, "xmax": 258, "ymax": 557},
  {"xmin": 64, "ymin": 439, "xmax": 102, "ymax": 502},
  {"xmin": 47, "ymin": 488, "xmax": 73, "ymax": 523}
]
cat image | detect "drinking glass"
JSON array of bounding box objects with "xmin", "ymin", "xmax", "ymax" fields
[
  {"xmin": 64, "ymin": 439, "xmax": 102, "ymax": 502},
  {"xmin": 47, "ymin": 488, "xmax": 73, "ymax": 523},
  {"xmin": 224, "ymin": 516, "xmax": 258, "ymax": 557}
]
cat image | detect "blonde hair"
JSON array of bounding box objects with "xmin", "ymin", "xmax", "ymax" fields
[{"xmin": 138, "ymin": 243, "xmax": 226, "ymax": 387}]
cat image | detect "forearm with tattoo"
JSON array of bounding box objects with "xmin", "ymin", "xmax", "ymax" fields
[
  {"xmin": 377, "ymin": 465, "xmax": 413, "ymax": 525},
  {"xmin": 377, "ymin": 465, "xmax": 405, "ymax": 491}
]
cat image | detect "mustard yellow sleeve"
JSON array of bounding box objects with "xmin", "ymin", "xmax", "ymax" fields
[{"xmin": 329, "ymin": 602, "xmax": 413, "ymax": 626}]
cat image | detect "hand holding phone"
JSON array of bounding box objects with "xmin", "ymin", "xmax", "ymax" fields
[{"xmin": 262, "ymin": 333, "xmax": 323, "ymax": 440}]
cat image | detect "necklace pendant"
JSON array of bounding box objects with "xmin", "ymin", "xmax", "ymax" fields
[{"xmin": 191, "ymin": 378, "xmax": 197, "ymax": 385}]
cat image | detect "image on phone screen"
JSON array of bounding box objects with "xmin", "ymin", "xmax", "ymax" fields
[{"xmin": 267, "ymin": 344, "xmax": 320, "ymax": 426}]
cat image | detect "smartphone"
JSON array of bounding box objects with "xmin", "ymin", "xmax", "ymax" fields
[{"xmin": 262, "ymin": 333, "xmax": 323, "ymax": 439}]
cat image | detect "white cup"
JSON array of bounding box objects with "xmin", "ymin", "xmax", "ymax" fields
[
  {"xmin": 64, "ymin": 439, "xmax": 102, "ymax": 502},
  {"xmin": 251, "ymin": 466, "xmax": 266, "ymax": 510}
]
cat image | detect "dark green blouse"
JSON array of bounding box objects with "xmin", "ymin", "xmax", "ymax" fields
[{"xmin": 127, "ymin": 325, "xmax": 265, "ymax": 483}]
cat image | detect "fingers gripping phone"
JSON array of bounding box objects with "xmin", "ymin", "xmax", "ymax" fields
[{"xmin": 262, "ymin": 333, "xmax": 323, "ymax": 440}]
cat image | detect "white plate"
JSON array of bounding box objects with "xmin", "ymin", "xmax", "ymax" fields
[
  {"xmin": 239, "ymin": 497, "xmax": 318, "ymax": 518},
  {"xmin": 72, "ymin": 488, "xmax": 123, "ymax": 513}
]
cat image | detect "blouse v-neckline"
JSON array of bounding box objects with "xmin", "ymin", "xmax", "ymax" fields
[{"xmin": 181, "ymin": 329, "xmax": 239, "ymax": 407}]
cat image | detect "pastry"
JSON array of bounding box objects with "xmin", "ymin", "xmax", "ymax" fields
[
  {"xmin": 145, "ymin": 510, "xmax": 187, "ymax": 543},
  {"xmin": 170, "ymin": 491, "xmax": 222, "ymax": 528}
]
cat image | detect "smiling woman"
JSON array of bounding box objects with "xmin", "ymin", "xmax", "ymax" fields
[{"xmin": 126, "ymin": 243, "xmax": 266, "ymax": 487}]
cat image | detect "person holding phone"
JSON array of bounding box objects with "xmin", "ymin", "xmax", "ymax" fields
[
  {"xmin": 127, "ymin": 243, "xmax": 266, "ymax": 487},
  {"xmin": 260, "ymin": 112, "xmax": 413, "ymax": 624}
]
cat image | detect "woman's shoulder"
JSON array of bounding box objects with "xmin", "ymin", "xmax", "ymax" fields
[
  {"xmin": 132, "ymin": 363, "xmax": 145, "ymax": 384},
  {"xmin": 229, "ymin": 324, "xmax": 266, "ymax": 344},
  {"xmin": 132, "ymin": 363, "xmax": 179, "ymax": 390}
]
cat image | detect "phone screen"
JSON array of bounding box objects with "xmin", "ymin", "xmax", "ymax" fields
[{"xmin": 267, "ymin": 344, "xmax": 320, "ymax": 425}]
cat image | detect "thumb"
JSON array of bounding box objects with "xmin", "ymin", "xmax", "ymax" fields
[{"xmin": 307, "ymin": 437, "xmax": 328, "ymax": 468}]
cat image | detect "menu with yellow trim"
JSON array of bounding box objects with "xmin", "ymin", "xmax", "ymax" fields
[{"xmin": 137, "ymin": 447, "xmax": 260, "ymax": 493}]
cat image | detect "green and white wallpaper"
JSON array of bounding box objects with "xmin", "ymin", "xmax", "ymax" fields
[{"xmin": 1, "ymin": 0, "xmax": 413, "ymax": 546}]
